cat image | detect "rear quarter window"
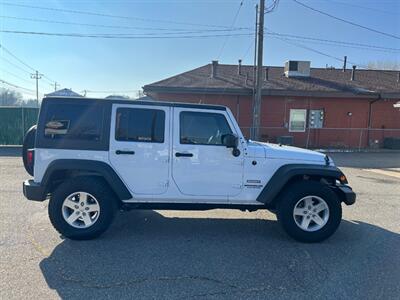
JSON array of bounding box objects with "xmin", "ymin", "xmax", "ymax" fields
[
  {"xmin": 44, "ymin": 103, "xmax": 103, "ymax": 141},
  {"xmin": 36, "ymin": 99, "xmax": 110, "ymax": 151}
]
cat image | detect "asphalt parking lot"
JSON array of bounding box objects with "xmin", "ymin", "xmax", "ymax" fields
[{"xmin": 1, "ymin": 150, "xmax": 399, "ymax": 299}]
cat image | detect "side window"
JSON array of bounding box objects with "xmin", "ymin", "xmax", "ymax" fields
[
  {"xmin": 289, "ymin": 109, "xmax": 307, "ymax": 132},
  {"xmin": 44, "ymin": 103, "xmax": 103, "ymax": 141},
  {"xmin": 180, "ymin": 111, "xmax": 232, "ymax": 145},
  {"xmin": 115, "ymin": 108, "xmax": 165, "ymax": 143}
]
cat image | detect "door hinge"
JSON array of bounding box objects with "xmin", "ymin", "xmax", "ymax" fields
[
  {"xmin": 232, "ymin": 184, "xmax": 243, "ymax": 189},
  {"xmin": 158, "ymin": 180, "xmax": 169, "ymax": 187}
]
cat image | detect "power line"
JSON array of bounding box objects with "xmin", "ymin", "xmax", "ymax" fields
[
  {"xmin": 0, "ymin": 43, "xmax": 36, "ymax": 72},
  {"xmin": 1, "ymin": 2, "xmax": 237, "ymax": 29},
  {"xmin": 270, "ymin": 34, "xmax": 345, "ymax": 63},
  {"xmin": 0, "ymin": 68, "xmax": 34, "ymax": 85},
  {"xmin": 3, "ymin": 13, "xmax": 394, "ymax": 52},
  {"xmin": 2, "ymin": 29, "xmax": 395, "ymax": 53},
  {"xmin": 217, "ymin": 1, "xmax": 244, "ymax": 58},
  {"xmin": 323, "ymin": 0, "xmax": 397, "ymax": 16},
  {"xmin": 0, "ymin": 43, "xmax": 57, "ymax": 84},
  {"xmin": 201, "ymin": 0, "xmax": 246, "ymax": 103},
  {"xmin": 265, "ymin": 31, "xmax": 400, "ymax": 53},
  {"xmin": 0, "ymin": 56, "xmax": 32, "ymax": 74},
  {"xmin": 0, "ymin": 79, "xmax": 37, "ymax": 94},
  {"xmin": 0, "ymin": 15, "xmax": 251, "ymax": 33},
  {"xmin": 281, "ymin": 39, "xmax": 400, "ymax": 53},
  {"xmin": 0, "ymin": 30, "xmax": 253, "ymax": 39},
  {"xmin": 42, "ymin": 75, "xmax": 56, "ymax": 84},
  {"xmin": 270, "ymin": 33, "xmax": 396, "ymax": 78},
  {"xmin": 292, "ymin": 0, "xmax": 400, "ymax": 40},
  {"xmin": 265, "ymin": 0, "xmax": 280, "ymax": 14}
]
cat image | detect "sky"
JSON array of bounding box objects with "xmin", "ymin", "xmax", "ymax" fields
[{"xmin": 0, "ymin": 0, "xmax": 399, "ymax": 100}]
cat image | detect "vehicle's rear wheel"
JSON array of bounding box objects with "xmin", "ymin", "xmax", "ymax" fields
[
  {"xmin": 48, "ymin": 177, "xmax": 117, "ymax": 240},
  {"xmin": 277, "ymin": 181, "xmax": 342, "ymax": 243}
]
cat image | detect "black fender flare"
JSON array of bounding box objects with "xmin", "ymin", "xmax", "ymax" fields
[
  {"xmin": 41, "ymin": 159, "xmax": 132, "ymax": 200},
  {"xmin": 256, "ymin": 164, "xmax": 346, "ymax": 205}
]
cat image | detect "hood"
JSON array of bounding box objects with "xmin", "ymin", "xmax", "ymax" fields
[
  {"xmin": 247, "ymin": 141, "xmax": 330, "ymax": 164},
  {"xmin": 246, "ymin": 141, "xmax": 267, "ymax": 158}
]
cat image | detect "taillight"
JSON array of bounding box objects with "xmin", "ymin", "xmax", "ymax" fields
[{"xmin": 27, "ymin": 149, "xmax": 34, "ymax": 165}]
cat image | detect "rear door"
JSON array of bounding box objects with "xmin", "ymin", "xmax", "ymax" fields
[
  {"xmin": 171, "ymin": 108, "xmax": 244, "ymax": 197},
  {"xmin": 109, "ymin": 104, "xmax": 170, "ymax": 195}
]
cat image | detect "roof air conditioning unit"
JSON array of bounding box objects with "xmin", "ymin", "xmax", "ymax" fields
[{"xmin": 284, "ymin": 60, "xmax": 311, "ymax": 78}]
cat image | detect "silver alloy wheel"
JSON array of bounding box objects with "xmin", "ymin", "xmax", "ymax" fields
[
  {"xmin": 293, "ymin": 195, "xmax": 330, "ymax": 232},
  {"xmin": 61, "ymin": 192, "xmax": 100, "ymax": 229}
]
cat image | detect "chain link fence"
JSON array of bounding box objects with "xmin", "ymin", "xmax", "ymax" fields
[{"xmin": 0, "ymin": 106, "xmax": 39, "ymax": 145}]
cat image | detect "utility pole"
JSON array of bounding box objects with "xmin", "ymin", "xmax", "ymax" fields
[
  {"xmin": 30, "ymin": 70, "xmax": 43, "ymax": 108},
  {"xmin": 252, "ymin": 0, "xmax": 265, "ymax": 140},
  {"xmin": 252, "ymin": 4, "xmax": 259, "ymax": 139},
  {"xmin": 54, "ymin": 82, "xmax": 59, "ymax": 91}
]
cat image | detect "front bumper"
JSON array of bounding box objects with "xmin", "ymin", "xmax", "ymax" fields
[
  {"xmin": 333, "ymin": 184, "xmax": 356, "ymax": 205},
  {"xmin": 23, "ymin": 180, "xmax": 47, "ymax": 201}
]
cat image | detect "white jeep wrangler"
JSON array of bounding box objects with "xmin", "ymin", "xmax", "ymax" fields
[{"xmin": 22, "ymin": 97, "xmax": 355, "ymax": 242}]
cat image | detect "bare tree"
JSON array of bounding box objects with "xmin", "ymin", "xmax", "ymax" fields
[
  {"xmin": 0, "ymin": 88, "xmax": 22, "ymax": 106},
  {"xmin": 22, "ymin": 99, "xmax": 39, "ymax": 107},
  {"xmin": 136, "ymin": 90, "xmax": 145, "ymax": 98}
]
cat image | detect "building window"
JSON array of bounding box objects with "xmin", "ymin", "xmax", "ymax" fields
[
  {"xmin": 180, "ymin": 111, "xmax": 232, "ymax": 145},
  {"xmin": 115, "ymin": 108, "xmax": 165, "ymax": 143},
  {"xmin": 289, "ymin": 109, "xmax": 307, "ymax": 132}
]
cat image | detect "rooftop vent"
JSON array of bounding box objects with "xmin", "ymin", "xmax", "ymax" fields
[
  {"xmin": 238, "ymin": 59, "xmax": 242, "ymax": 75},
  {"xmin": 284, "ymin": 60, "xmax": 310, "ymax": 78},
  {"xmin": 211, "ymin": 60, "xmax": 218, "ymax": 78},
  {"xmin": 351, "ymin": 65, "xmax": 356, "ymax": 81}
]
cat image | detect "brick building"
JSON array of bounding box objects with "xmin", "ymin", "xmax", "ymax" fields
[{"xmin": 143, "ymin": 60, "xmax": 400, "ymax": 148}]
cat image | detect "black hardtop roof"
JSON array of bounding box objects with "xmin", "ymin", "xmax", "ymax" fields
[{"xmin": 43, "ymin": 96, "xmax": 227, "ymax": 111}]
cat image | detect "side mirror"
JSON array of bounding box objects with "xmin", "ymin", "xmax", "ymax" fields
[{"xmin": 222, "ymin": 134, "xmax": 238, "ymax": 148}]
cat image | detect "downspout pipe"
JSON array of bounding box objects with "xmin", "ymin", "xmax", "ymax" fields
[{"xmin": 366, "ymin": 94, "xmax": 381, "ymax": 147}]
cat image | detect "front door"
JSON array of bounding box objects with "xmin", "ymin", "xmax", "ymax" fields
[
  {"xmin": 109, "ymin": 104, "xmax": 170, "ymax": 195},
  {"xmin": 172, "ymin": 108, "xmax": 243, "ymax": 197}
]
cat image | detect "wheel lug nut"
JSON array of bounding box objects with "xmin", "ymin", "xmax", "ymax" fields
[
  {"xmin": 85, "ymin": 207, "xmax": 89, "ymax": 211},
  {"xmin": 74, "ymin": 205, "xmax": 79, "ymax": 209},
  {"xmin": 76, "ymin": 211, "xmax": 80, "ymax": 214},
  {"xmin": 82, "ymin": 212, "xmax": 86, "ymax": 216}
]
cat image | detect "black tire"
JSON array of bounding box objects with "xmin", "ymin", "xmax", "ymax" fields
[
  {"xmin": 48, "ymin": 177, "xmax": 117, "ymax": 240},
  {"xmin": 277, "ymin": 181, "xmax": 342, "ymax": 243},
  {"xmin": 22, "ymin": 125, "xmax": 36, "ymax": 176}
]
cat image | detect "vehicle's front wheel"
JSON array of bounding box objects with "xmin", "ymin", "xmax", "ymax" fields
[
  {"xmin": 48, "ymin": 177, "xmax": 117, "ymax": 240},
  {"xmin": 277, "ymin": 181, "xmax": 342, "ymax": 243}
]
